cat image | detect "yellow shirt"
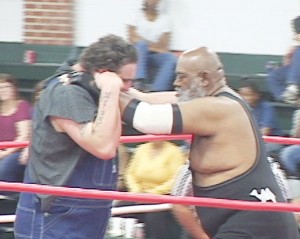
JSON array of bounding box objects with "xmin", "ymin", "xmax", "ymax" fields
[{"xmin": 125, "ymin": 141, "xmax": 186, "ymax": 195}]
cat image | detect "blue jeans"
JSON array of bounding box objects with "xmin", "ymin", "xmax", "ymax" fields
[
  {"xmin": 14, "ymin": 192, "xmax": 112, "ymax": 239},
  {"xmin": 135, "ymin": 40, "xmax": 177, "ymax": 91},
  {"xmin": 14, "ymin": 153, "xmax": 118, "ymax": 239},
  {"xmin": 0, "ymin": 151, "xmax": 25, "ymax": 182},
  {"xmin": 279, "ymin": 145, "xmax": 300, "ymax": 176}
]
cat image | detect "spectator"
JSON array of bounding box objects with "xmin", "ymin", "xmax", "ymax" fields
[
  {"xmin": 126, "ymin": 140, "xmax": 185, "ymax": 194},
  {"xmin": 121, "ymin": 140, "xmax": 186, "ymax": 239},
  {"xmin": 282, "ymin": 16, "xmax": 300, "ymax": 104},
  {"xmin": 116, "ymin": 144, "xmax": 130, "ymax": 192},
  {"xmin": 0, "ymin": 73, "xmax": 32, "ymax": 184},
  {"xmin": 238, "ymin": 78, "xmax": 284, "ymax": 155},
  {"xmin": 266, "ymin": 46, "xmax": 295, "ymax": 102},
  {"xmin": 278, "ymin": 109, "xmax": 300, "ymax": 225},
  {"xmin": 279, "ymin": 109, "xmax": 300, "ymax": 177},
  {"xmin": 127, "ymin": 0, "xmax": 177, "ymax": 92}
]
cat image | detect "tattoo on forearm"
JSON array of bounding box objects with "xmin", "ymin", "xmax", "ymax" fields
[{"xmin": 93, "ymin": 91, "xmax": 112, "ymax": 132}]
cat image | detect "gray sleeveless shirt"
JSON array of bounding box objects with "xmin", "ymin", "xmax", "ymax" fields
[{"xmin": 27, "ymin": 80, "xmax": 97, "ymax": 187}]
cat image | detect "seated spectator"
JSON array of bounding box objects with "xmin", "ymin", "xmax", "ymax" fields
[
  {"xmin": 116, "ymin": 144, "xmax": 130, "ymax": 192},
  {"xmin": 118, "ymin": 140, "xmax": 186, "ymax": 239},
  {"xmin": 278, "ymin": 109, "xmax": 300, "ymax": 224},
  {"xmin": 0, "ymin": 74, "xmax": 32, "ymax": 184},
  {"xmin": 280, "ymin": 144, "xmax": 300, "ymax": 177},
  {"xmin": 238, "ymin": 78, "xmax": 284, "ymax": 155},
  {"xmin": 281, "ymin": 16, "xmax": 300, "ymax": 104},
  {"xmin": 266, "ymin": 46, "xmax": 295, "ymax": 102},
  {"xmin": 279, "ymin": 109, "xmax": 300, "ymax": 177},
  {"xmin": 127, "ymin": 0, "xmax": 177, "ymax": 92}
]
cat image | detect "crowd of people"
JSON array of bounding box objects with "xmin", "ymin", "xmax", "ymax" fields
[
  {"xmin": 1, "ymin": 1, "xmax": 300, "ymax": 238},
  {"xmin": 263, "ymin": 16, "xmax": 300, "ymax": 179}
]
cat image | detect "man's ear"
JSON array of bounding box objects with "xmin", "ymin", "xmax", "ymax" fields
[
  {"xmin": 199, "ymin": 70, "xmax": 210, "ymax": 86},
  {"xmin": 199, "ymin": 70, "xmax": 209, "ymax": 79}
]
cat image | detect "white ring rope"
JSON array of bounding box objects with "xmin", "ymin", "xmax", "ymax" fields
[{"xmin": 0, "ymin": 203, "xmax": 172, "ymax": 223}]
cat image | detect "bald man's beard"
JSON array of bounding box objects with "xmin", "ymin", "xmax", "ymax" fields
[{"xmin": 176, "ymin": 80, "xmax": 206, "ymax": 102}]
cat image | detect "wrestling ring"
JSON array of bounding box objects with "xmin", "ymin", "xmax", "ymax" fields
[{"xmin": 1, "ymin": 134, "xmax": 300, "ymax": 226}]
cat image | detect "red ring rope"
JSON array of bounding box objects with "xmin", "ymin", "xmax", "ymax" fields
[
  {"xmin": 0, "ymin": 182, "xmax": 300, "ymax": 213},
  {"xmin": 1, "ymin": 134, "xmax": 300, "ymax": 149},
  {"xmin": 1, "ymin": 134, "xmax": 300, "ymax": 215}
]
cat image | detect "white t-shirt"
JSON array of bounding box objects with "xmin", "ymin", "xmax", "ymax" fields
[{"xmin": 128, "ymin": 11, "xmax": 171, "ymax": 43}]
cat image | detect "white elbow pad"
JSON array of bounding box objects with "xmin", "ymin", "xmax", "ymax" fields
[{"xmin": 123, "ymin": 99, "xmax": 183, "ymax": 134}]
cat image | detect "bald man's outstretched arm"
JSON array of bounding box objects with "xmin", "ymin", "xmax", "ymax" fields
[{"xmin": 120, "ymin": 90, "xmax": 182, "ymax": 134}]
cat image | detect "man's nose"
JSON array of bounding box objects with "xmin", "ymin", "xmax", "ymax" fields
[{"xmin": 173, "ymin": 78, "xmax": 180, "ymax": 87}]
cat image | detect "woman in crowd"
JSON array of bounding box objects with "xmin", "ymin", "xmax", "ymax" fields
[
  {"xmin": 123, "ymin": 140, "xmax": 186, "ymax": 239},
  {"xmin": 0, "ymin": 73, "xmax": 32, "ymax": 184}
]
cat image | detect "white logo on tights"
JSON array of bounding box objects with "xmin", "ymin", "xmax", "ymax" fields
[{"xmin": 250, "ymin": 188, "xmax": 277, "ymax": 203}]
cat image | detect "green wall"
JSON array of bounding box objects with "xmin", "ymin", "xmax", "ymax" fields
[
  {"xmin": 0, "ymin": 42, "xmax": 295, "ymax": 135},
  {"xmin": 0, "ymin": 42, "xmax": 284, "ymax": 95},
  {"xmin": 0, "ymin": 42, "xmax": 73, "ymax": 64},
  {"xmin": 219, "ymin": 53, "xmax": 282, "ymax": 75},
  {"xmin": 0, "ymin": 42, "xmax": 283, "ymax": 73},
  {"xmin": 0, "ymin": 42, "xmax": 285, "ymax": 102}
]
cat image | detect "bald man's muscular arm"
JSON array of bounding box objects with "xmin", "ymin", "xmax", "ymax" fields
[
  {"xmin": 120, "ymin": 93, "xmax": 224, "ymax": 136},
  {"xmin": 120, "ymin": 93, "xmax": 183, "ymax": 134}
]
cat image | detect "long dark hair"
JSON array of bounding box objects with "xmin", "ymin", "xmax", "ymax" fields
[
  {"xmin": 79, "ymin": 34, "xmax": 137, "ymax": 74},
  {"xmin": 0, "ymin": 73, "xmax": 20, "ymax": 100}
]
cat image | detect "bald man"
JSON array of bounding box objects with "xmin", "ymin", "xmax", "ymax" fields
[{"xmin": 120, "ymin": 47, "xmax": 299, "ymax": 238}]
